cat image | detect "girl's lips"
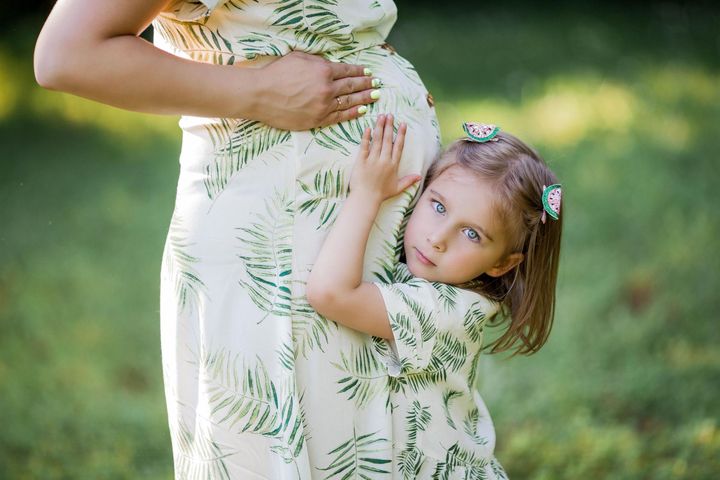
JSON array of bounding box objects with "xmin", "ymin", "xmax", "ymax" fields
[{"xmin": 414, "ymin": 248, "xmax": 435, "ymax": 266}]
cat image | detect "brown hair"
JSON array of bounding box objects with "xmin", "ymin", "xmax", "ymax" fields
[{"xmin": 426, "ymin": 131, "xmax": 563, "ymax": 355}]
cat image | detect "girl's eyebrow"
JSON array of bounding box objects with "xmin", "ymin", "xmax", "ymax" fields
[{"xmin": 430, "ymin": 188, "xmax": 495, "ymax": 242}]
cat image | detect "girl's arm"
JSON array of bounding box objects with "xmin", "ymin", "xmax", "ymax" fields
[
  {"xmin": 306, "ymin": 114, "xmax": 420, "ymax": 338},
  {"xmin": 33, "ymin": 0, "xmax": 378, "ymax": 130}
]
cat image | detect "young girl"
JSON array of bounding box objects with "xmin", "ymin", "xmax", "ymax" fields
[{"xmin": 307, "ymin": 114, "xmax": 563, "ymax": 478}]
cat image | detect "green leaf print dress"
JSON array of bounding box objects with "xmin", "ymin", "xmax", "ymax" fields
[
  {"xmin": 153, "ymin": 1, "xmax": 441, "ymax": 478},
  {"xmin": 373, "ymin": 263, "xmax": 509, "ymax": 480}
]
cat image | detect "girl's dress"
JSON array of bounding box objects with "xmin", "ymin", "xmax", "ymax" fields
[
  {"xmin": 374, "ymin": 263, "xmax": 509, "ymax": 479},
  {"xmin": 153, "ymin": 1, "xmax": 440, "ymax": 478}
]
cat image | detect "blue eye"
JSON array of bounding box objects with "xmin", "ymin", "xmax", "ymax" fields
[
  {"xmin": 464, "ymin": 228, "xmax": 480, "ymax": 242},
  {"xmin": 431, "ymin": 200, "xmax": 446, "ymax": 214}
]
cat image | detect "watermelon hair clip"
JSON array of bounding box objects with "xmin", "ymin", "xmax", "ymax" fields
[
  {"xmin": 541, "ymin": 184, "xmax": 562, "ymax": 223},
  {"xmin": 463, "ymin": 122, "xmax": 500, "ymax": 143}
]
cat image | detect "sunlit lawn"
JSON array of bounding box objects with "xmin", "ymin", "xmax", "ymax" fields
[{"xmin": 1, "ymin": 4, "xmax": 719, "ymax": 479}]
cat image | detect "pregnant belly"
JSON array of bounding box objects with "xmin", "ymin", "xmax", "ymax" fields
[{"xmin": 170, "ymin": 44, "xmax": 439, "ymax": 272}]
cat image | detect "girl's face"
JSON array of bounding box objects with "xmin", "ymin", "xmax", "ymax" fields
[{"xmin": 404, "ymin": 165, "xmax": 521, "ymax": 284}]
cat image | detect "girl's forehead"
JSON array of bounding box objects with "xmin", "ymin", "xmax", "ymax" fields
[{"xmin": 426, "ymin": 165, "xmax": 492, "ymax": 192}]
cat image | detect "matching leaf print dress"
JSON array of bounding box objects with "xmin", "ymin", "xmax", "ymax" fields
[{"xmin": 154, "ymin": 1, "xmax": 508, "ymax": 478}]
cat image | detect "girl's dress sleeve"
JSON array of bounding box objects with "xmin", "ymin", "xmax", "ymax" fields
[
  {"xmin": 372, "ymin": 264, "xmax": 497, "ymax": 377},
  {"xmin": 374, "ymin": 278, "xmax": 441, "ymax": 375}
]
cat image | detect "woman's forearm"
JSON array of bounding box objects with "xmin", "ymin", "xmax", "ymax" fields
[
  {"xmin": 35, "ymin": 33, "xmax": 261, "ymax": 118},
  {"xmin": 33, "ymin": 0, "xmax": 377, "ymax": 128}
]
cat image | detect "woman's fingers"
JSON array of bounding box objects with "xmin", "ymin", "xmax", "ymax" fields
[
  {"xmin": 333, "ymin": 88, "xmax": 378, "ymax": 112},
  {"xmin": 328, "ymin": 61, "xmax": 370, "ymax": 80},
  {"xmin": 333, "ymin": 76, "xmax": 378, "ymax": 100},
  {"xmin": 329, "ymin": 76, "xmax": 379, "ymax": 122},
  {"xmin": 317, "ymin": 105, "xmax": 366, "ymax": 128}
]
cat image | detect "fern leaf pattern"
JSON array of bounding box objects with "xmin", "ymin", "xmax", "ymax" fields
[
  {"xmin": 297, "ymin": 167, "xmax": 348, "ymax": 230},
  {"xmin": 396, "ymin": 401, "xmax": 431, "ymax": 479},
  {"xmin": 432, "ymin": 443, "xmax": 490, "ymax": 479},
  {"xmin": 432, "ymin": 282, "xmax": 459, "ymax": 312},
  {"xmin": 292, "ymin": 309, "xmax": 334, "ymax": 359},
  {"xmin": 319, "ymin": 426, "xmax": 391, "ymax": 479},
  {"xmin": 164, "ymin": 214, "xmax": 207, "ymax": 313},
  {"xmin": 236, "ymin": 191, "xmax": 294, "ymax": 322},
  {"xmin": 171, "ymin": 417, "xmax": 234, "ymax": 480},
  {"xmin": 201, "ymin": 349, "xmax": 306, "ymax": 462},
  {"xmin": 205, "ymin": 120, "xmax": 292, "ymax": 200},
  {"xmin": 331, "ymin": 344, "xmax": 389, "ymax": 409},
  {"xmin": 442, "ymin": 389, "xmax": 463, "ymax": 429}
]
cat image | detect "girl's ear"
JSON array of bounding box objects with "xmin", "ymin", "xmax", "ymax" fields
[{"xmin": 486, "ymin": 253, "xmax": 524, "ymax": 278}]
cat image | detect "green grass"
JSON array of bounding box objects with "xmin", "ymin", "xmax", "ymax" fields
[{"xmin": 2, "ymin": 4, "xmax": 719, "ymax": 479}]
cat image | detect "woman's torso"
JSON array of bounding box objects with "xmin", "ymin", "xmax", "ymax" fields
[{"xmin": 155, "ymin": 1, "xmax": 444, "ymax": 478}]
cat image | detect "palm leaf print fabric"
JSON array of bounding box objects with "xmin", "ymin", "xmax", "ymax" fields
[
  {"xmin": 374, "ymin": 263, "xmax": 510, "ymax": 480},
  {"xmin": 154, "ymin": 1, "xmax": 442, "ymax": 477}
]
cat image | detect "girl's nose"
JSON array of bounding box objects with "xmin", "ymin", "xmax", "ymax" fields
[{"xmin": 427, "ymin": 232, "xmax": 445, "ymax": 252}]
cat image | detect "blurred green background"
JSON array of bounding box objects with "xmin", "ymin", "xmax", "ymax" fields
[{"xmin": 1, "ymin": 2, "xmax": 719, "ymax": 479}]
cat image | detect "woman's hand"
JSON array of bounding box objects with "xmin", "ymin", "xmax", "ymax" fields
[
  {"xmin": 255, "ymin": 51, "xmax": 381, "ymax": 131},
  {"xmin": 350, "ymin": 114, "xmax": 420, "ymax": 203}
]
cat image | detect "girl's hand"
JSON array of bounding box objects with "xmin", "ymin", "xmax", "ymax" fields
[
  {"xmin": 350, "ymin": 114, "xmax": 421, "ymax": 203},
  {"xmin": 258, "ymin": 52, "xmax": 380, "ymax": 131}
]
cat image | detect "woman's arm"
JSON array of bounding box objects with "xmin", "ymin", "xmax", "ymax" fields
[
  {"xmin": 34, "ymin": 0, "xmax": 378, "ymax": 130},
  {"xmin": 306, "ymin": 114, "xmax": 420, "ymax": 338}
]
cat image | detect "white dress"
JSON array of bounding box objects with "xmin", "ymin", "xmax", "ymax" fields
[{"xmin": 153, "ymin": 1, "xmax": 440, "ymax": 478}]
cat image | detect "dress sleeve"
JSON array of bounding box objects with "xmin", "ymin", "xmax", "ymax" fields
[{"xmin": 373, "ymin": 277, "xmax": 446, "ymax": 375}]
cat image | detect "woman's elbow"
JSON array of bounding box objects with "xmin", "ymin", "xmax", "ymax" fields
[
  {"xmin": 34, "ymin": 58, "xmax": 60, "ymax": 90},
  {"xmin": 34, "ymin": 26, "xmax": 85, "ymax": 91},
  {"xmin": 34, "ymin": 39, "xmax": 66, "ymax": 90}
]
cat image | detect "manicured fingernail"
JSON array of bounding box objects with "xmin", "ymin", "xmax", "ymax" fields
[
  {"xmin": 363, "ymin": 68, "xmax": 372, "ymax": 76},
  {"xmin": 370, "ymin": 89, "xmax": 381, "ymax": 100},
  {"xmin": 371, "ymin": 78, "xmax": 382, "ymax": 88},
  {"xmin": 358, "ymin": 105, "xmax": 368, "ymax": 115}
]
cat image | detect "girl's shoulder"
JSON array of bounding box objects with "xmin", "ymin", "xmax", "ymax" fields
[{"xmin": 392, "ymin": 263, "xmax": 499, "ymax": 322}]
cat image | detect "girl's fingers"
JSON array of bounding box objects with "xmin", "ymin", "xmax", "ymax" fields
[
  {"xmin": 392, "ymin": 122, "xmax": 407, "ymax": 164},
  {"xmin": 359, "ymin": 127, "xmax": 371, "ymax": 160},
  {"xmin": 369, "ymin": 114, "xmax": 385, "ymax": 159},
  {"xmin": 381, "ymin": 114, "xmax": 394, "ymax": 159},
  {"xmin": 397, "ymin": 174, "xmax": 422, "ymax": 193}
]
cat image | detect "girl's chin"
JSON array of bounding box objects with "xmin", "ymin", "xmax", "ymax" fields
[{"xmin": 407, "ymin": 261, "xmax": 436, "ymax": 282}]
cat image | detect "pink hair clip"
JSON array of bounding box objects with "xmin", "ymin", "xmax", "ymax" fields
[
  {"xmin": 463, "ymin": 122, "xmax": 500, "ymax": 143},
  {"xmin": 541, "ymin": 184, "xmax": 562, "ymax": 223}
]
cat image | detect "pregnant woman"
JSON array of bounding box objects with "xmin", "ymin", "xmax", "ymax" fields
[{"xmin": 35, "ymin": 1, "xmax": 440, "ymax": 477}]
